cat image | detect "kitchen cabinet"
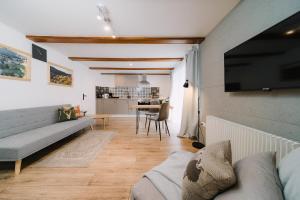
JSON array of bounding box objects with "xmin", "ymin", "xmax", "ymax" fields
[
  {"xmin": 128, "ymin": 100, "xmax": 138, "ymax": 115},
  {"xmin": 115, "ymin": 99, "xmax": 129, "ymax": 114},
  {"xmin": 103, "ymin": 99, "xmax": 118, "ymax": 114},
  {"xmin": 96, "ymin": 99, "xmax": 137, "ymax": 115},
  {"xmin": 96, "ymin": 99, "xmax": 104, "ymax": 114}
]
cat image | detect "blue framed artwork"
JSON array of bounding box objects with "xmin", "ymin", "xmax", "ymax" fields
[{"xmin": 0, "ymin": 44, "xmax": 31, "ymax": 81}]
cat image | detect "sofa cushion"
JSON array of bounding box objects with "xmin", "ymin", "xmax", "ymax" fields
[
  {"xmin": 0, "ymin": 105, "xmax": 68, "ymax": 139},
  {"xmin": 182, "ymin": 140, "xmax": 236, "ymax": 200},
  {"xmin": 215, "ymin": 152, "xmax": 284, "ymax": 200},
  {"xmin": 0, "ymin": 117, "xmax": 94, "ymax": 161},
  {"xmin": 278, "ymin": 147, "xmax": 300, "ymax": 200},
  {"xmin": 58, "ymin": 106, "xmax": 77, "ymax": 122}
]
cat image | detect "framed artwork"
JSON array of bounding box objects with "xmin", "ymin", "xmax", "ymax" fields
[
  {"xmin": 48, "ymin": 62, "xmax": 73, "ymax": 87},
  {"xmin": 32, "ymin": 44, "xmax": 47, "ymax": 62},
  {"xmin": 0, "ymin": 43, "xmax": 31, "ymax": 81}
]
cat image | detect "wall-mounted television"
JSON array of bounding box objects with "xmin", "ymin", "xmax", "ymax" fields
[{"xmin": 224, "ymin": 11, "xmax": 300, "ymax": 92}]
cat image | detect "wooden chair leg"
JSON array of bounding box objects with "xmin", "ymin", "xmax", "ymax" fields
[
  {"xmin": 147, "ymin": 119, "xmax": 151, "ymax": 136},
  {"xmin": 15, "ymin": 160, "xmax": 22, "ymax": 175},
  {"xmin": 155, "ymin": 121, "xmax": 157, "ymax": 132},
  {"xmin": 165, "ymin": 120, "xmax": 170, "ymax": 136},
  {"xmin": 158, "ymin": 121, "xmax": 161, "ymax": 141}
]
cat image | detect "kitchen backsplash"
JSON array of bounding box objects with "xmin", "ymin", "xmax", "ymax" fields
[{"xmin": 96, "ymin": 86, "xmax": 159, "ymax": 99}]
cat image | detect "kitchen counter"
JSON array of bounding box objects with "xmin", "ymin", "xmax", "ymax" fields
[{"xmin": 96, "ymin": 98, "xmax": 138, "ymax": 115}]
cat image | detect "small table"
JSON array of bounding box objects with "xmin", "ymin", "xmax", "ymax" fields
[{"xmin": 89, "ymin": 114, "xmax": 110, "ymax": 129}]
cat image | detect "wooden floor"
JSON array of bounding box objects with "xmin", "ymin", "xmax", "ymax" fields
[{"xmin": 0, "ymin": 117, "xmax": 196, "ymax": 200}]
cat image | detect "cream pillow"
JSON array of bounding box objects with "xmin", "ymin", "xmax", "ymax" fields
[{"xmin": 182, "ymin": 140, "xmax": 236, "ymax": 200}]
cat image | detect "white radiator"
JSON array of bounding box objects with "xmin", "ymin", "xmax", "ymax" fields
[{"xmin": 206, "ymin": 115, "xmax": 300, "ymax": 165}]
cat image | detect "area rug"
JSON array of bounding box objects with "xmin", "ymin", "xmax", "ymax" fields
[{"xmin": 31, "ymin": 130, "xmax": 114, "ymax": 168}]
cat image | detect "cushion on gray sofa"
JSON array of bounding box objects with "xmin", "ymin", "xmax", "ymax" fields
[
  {"xmin": 214, "ymin": 152, "xmax": 284, "ymax": 200},
  {"xmin": 278, "ymin": 147, "xmax": 300, "ymax": 200},
  {"xmin": 182, "ymin": 140, "xmax": 236, "ymax": 200},
  {"xmin": 0, "ymin": 117, "xmax": 93, "ymax": 161}
]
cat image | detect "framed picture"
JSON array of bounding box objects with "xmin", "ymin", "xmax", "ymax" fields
[
  {"xmin": 32, "ymin": 44, "xmax": 47, "ymax": 62},
  {"xmin": 48, "ymin": 62, "xmax": 73, "ymax": 87},
  {"xmin": 0, "ymin": 43, "xmax": 31, "ymax": 81}
]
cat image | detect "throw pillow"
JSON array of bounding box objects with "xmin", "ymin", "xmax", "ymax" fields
[
  {"xmin": 215, "ymin": 152, "xmax": 284, "ymax": 200},
  {"xmin": 74, "ymin": 105, "xmax": 82, "ymax": 118},
  {"xmin": 58, "ymin": 106, "xmax": 77, "ymax": 122},
  {"xmin": 278, "ymin": 147, "xmax": 300, "ymax": 200},
  {"xmin": 182, "ymin": 140, "xmax": 236, "ymax": 200}
]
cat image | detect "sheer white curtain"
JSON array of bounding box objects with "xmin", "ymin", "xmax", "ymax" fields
[
  {"xmin": 178, "ymin": 45, "xmax": 200, "ymax": 138},
  {"xmin": 169, "ymin": 62, "xmax": 186, "ymax": 132}
]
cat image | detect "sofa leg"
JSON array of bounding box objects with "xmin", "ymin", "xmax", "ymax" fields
[
  {"xmin": 90, "ymin": 124, "xmax": 94, "ymax": 131},
  {"xmin": 15, "ymin": 160, "xmax": 22, "ymax": 175}
]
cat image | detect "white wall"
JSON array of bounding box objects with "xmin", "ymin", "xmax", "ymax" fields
[
  {"xmin": 0, "ymin": 21, "xmax": 97, "ymax": 114},
  {"xmin": 147, "ymin": 75, "xmax": 171, "ymax": 98},
  {"xmin": 96, "ymin": 74, "xmax": 115, "ymax": 87},
  {"xmin": 115, "ymin": 75, "xmax": 139, "ymax": 87},
  {"xmin": 199, "ymin": 0, "xmax": 300, "ymax": 141},
  {"xmin": 169, "ymin": 61, "xmax": 186, "ymax": 131}
]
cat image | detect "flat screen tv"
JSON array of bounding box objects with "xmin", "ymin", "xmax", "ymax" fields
[{"xmin": 224, "ymin": 11, "xmax": 300, "ymax": 92}]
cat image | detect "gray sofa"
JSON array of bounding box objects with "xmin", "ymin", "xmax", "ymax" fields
[{"xmin": 0, "ymin": 105, "xmax": 95, "ymax": 175}]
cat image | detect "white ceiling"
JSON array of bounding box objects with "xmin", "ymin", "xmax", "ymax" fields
[
  {"xmin": 0, "ymin": 0, "xmax": 240, "ymax": 73},
  {"xmin": 46, "ymin": 43, "xmax": 192, "ymax": 69}
]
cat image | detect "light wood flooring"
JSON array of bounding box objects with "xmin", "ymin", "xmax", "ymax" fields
[{"xmin": 0, "ymin": 117, "xmax": 196, "ymax": 200}]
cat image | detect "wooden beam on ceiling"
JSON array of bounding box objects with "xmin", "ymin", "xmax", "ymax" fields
[
  {"xmin": 101, "ymin": 73, "xmax": 171, "ymax": 75},
  {"xmin": 69, "ymin": 57, "xmax": 183, "ymax": 62},
  {"xmin": 26, "ymin": 35, "xmax": 205, "ymax": 44},
  {"xmin": 89, "ymin": 67, "xmax": 174, "ymax": 71}
]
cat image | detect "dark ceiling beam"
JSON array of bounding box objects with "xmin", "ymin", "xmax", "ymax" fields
[
  {"xmin": 26, "ymin": 35, "xmax": 205, "ymax": 44},
  {"xmin": 69, "ymin": 57, "xmax": 183, "ymax": 62}
]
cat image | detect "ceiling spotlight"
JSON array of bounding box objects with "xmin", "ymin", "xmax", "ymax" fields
[
  {"xmin": 285, "ymin": 30, "xmax": 295, "ymax": 35},
  {"xmin": 97, "ymin": 15, "xmax": 102, "ymax": 20},
  {"xmin": 104, "ymin": 24, "xmax": 111, "ymax": 31},
  {"xmin": 96, "ymin": 4, "xmax": 116, "ymax": 36},
  {"xmin": 97, "ymin": 3, "xmax": 103, "ymax": 7}
]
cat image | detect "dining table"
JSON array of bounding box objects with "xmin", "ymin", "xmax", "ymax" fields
[{"xmin": 129, "ymin": 104, "xmax": 173, "ymax": 134}]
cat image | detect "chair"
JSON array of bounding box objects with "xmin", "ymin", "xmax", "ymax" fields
[
  {"xmin": 144, "ymin": 100, "xmax": 160, "ymax": 128},
  {"xmin": 137, "ymin": 101, "xmax": 150, "ymax": 127},
  {"xmin": 147, "ymin": 102, "xmax": 170, "ymax": 141}
]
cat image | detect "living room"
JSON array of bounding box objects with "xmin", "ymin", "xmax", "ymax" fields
[{"xmin": 0, "ymin": 0, "xmax": 300, "ymax": 200}]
